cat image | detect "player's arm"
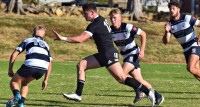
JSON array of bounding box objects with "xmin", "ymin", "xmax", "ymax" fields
[
  {"xmin": 53, "ymin": 30, "xmax": 91, "ymax": 43},
  {"xmin": 42, "ymin": 60, "xmax": 52, "ymax": 90},
  {"xmin": 138, "ymin": 30, "xmax": 146, "ymax": 59},
  {"xmin": 163, "ymin": 22, "xmax": 171, "ymax": 44},
  {"xmin": 8, "ymin": 50, "xmax": 20, "ymax": 77}
]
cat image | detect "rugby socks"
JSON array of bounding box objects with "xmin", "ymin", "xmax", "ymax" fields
[
  {"xmin": 18, "ymin": 97, "xmax": 25, "ymax": 104},
  {"xmin": 75, "ymin": 80, "xmax": 85, "ymax": 96},
  {"xmin": 12, "ymin": 89, "xmax": 20, "ymax": 97},
  {"xmin": 154, "ymin": 89, "xmax": 162, "ymax": 98},
  {"xmin": 124, "ymin": 77, "xmax": 149, "ymax": 95}
]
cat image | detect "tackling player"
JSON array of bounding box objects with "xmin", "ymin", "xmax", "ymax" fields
[
  {"xmin": 6, "ymin": 25, "xmax": 52, "ymax": 107},
  {"xmin": 53, "ymin": 2, "xmax": 157, "ymax": 106}
]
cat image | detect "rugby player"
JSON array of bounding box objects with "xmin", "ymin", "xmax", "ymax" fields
[
  {"xmin": 6, "ymin": 25, "xmax": 52, "ymax": 107},
  {"xmin": 53, "ymin": 2, "xmax": 157, "ymax": 106},
  {"xmin": 109, "ymin": 8, "xmax": 164, "ymax": 106},
  {"xmin": 163, "ymin": 1, "xmax": 200, "ymax": 81}
]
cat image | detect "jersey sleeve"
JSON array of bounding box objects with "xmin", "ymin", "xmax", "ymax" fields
[
  {"xmin": 15, "ymin": 41, "xmax": 26, "ymax": 53},
  {"xmin": 85, "ymin": 24, "xmax": 95, "ymax": 37},
  {"xmin": 188, "ymin": 15, "xmax": 199, "ymax": 26},
  {"xmin": 127, "ymin": 24, "xmax": 141, "ymax": 35}
]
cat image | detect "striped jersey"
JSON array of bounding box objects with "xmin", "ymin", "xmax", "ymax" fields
[
  {"xmin": 16, "ymin": 36, "xmax": 52, "ymax": 70},
  {"xmin": 169, "ymin": 14, "xmax": 200, "ymax": 52},
  {"xmin": 111, "ymin": 23, "xmax": 141, "ymax": 59}
]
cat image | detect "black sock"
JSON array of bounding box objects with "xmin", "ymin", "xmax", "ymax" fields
[
  {"xmin": 18, "ymin": 97, "xmax": 25, "ymax": 104},
  {"xmin": 75, "ymin": 80, "xmax": 85, "ymax": 96},
  {"xmin": 154, "ymin": 90, "xmax": 162, "ymax": 98},
  {"xmin": 124, "ymin": 77, "xmax": 149, "ymax": 95},
  {"xmin": 12, "ymin": 89, "xmax": 20, "ymax": 96}
]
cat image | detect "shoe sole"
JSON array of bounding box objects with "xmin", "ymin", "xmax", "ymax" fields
[
  {"xmin": 155, "ymin": 96, "xmax": 164, "ymax": 106},
  {"xmin": 63, "ymin": 94, "xmax": 81, "ymax": 102}
]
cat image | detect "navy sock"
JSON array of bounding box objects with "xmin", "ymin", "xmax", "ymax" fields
[
  {"xmin": 124, "ymin": 77, "xmax": 149, "ymax": 95},
  {"xmin": 18, "ymin": 97, "xmax": 25, "ymax": 104},
  {"xmin": 12, "ymin": 89, "xmax": 20, "ymax": 96},
  {"xmin": 154, "ymin": 90, "xmax": 162, "ymax": 98},
  {"xmin": 75, "ymin": 80, "xmax": 85, "ymax": 96}
]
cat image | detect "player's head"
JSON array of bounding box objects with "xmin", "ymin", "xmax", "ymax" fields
[
  {"xmin": 109, "ymin": 9, "xmax": 122, "ymax": 28},
  {"xmin": 82, "ymin": 3, "xmax": 98, "ymax": 21},
  {"xmin": 33, "ymin": 25, "xmax": 46, "ymax": 37},
  {"xmin": 168, "ymin": 0, "xmax": 181, "ymax": 18}
]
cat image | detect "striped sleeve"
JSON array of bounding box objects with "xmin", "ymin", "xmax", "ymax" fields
[{"xmin": 16, "ymin": 41, "xmax": 26, "ymax": 53}]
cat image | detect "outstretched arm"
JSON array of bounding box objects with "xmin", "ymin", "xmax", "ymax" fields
[
  {"xmin": 8, "ymin": 50, "xmax": 20, "ymax": 77},
  {"xmin": 163, "ymin": 22, "xmax": 171, "ymax": 44},
  {"xmin": 53, "ymin": 30, "xmax": 91, "ymax": 43}
]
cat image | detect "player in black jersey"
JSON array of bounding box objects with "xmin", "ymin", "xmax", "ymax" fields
[{"xmin": 53, "ymin": 3, "xmax": 156, "ymax": 106}]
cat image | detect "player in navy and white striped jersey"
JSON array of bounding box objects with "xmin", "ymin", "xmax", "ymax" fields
[
  {"xmin": 109, "ymin": 9, "xmax": 164, "ymax": 106},
  {"xmin": 163, "ymin": 1, "xmax": 200, "ymax": 81},
  {"xmin": 6, "ymin": 25, "xmax": 52, "ymax": 107}
]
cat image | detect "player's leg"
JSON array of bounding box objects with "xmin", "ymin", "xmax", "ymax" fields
[
  {"xmin": 63, "ymin": 54, "xmax": 101, "ymax": 101},
  {"xmin": 123, "ymin": 62, "xmax": 146, "ymax": 103},
  {"xmin": 187, "ymin": 54, "xmax": 200, "ymax": 81},
  {"xmin": 6, "ymin": 73, "xmax": 23, "ymax": 107},
  {"xmin": 17, "ymin": 76, "xmax": 35, "ymax": 107},
  {"xmin": 107, "ymin": 62, "xmax": 156, "ymax": 106}
]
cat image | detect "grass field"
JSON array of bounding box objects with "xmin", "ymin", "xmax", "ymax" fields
[{"xmin": 1, "ymin": 61, "xmax": 200, "ymax": 107}]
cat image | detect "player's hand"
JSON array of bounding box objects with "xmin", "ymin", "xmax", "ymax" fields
[
  {"xmin": 52, "ymin": 30, "xmax": 67, "ymax": 41},
  {"xmin": 138, "ymin": 51, "xmax": 144, "ymax": 60},
  {"xmin": 41, "ymin": 80, "xmax": 47, "ymax": 90},
  {"xmin": 165, "ymin": 22, "xmax": 171, "ymax": 32},
  {"xmin": 8, "ymin": 70, "xmax": 14, "ymax": 77}
]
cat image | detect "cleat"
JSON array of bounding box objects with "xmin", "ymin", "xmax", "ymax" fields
[
  {"xmin": 63, "ymin": 93, "xmax": 82, "ymax": 102},
  {"xmin": 6, "ymin": 93, "xmax": 21, "ymax": 107},
  {"xmin": 6, "ymin": 98, "xmax": 15, "ymax": 107},
  {"xmin": 17, "ymin": 103, "xmax": 24, "ymax": 107},
  {"xmin": 155, "ymin": 95, "xmax": 164, "ymax": 106},
  {"xmin": 148, "ymin": 88, "xmax": 156, "ymax": 107},
  {"xmin": 133, "ymin": 91, "xmax": 145, "ymax": 103}
]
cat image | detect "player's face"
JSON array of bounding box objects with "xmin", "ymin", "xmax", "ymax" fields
[
  {"xmin": 36, "ymin": 29, "xmax": 45, "ymax": 37},
  {"xmin": 169, "ymin": 5, "xmax": 180, "ymax": 18},
  {"xmin": 110, "ymin": 13, "xmax": 121, "ymax": 28},
  {"xmin": 83, "ymin": 10, "xmax": 94, "ymax": 21}
]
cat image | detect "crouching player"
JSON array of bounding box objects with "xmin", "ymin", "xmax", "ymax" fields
[{"xmin": 6, "ymin": 25, "xmax": 52, "ymax": 107}]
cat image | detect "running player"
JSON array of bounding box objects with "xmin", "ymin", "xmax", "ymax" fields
[
  {"xmin": 163, "ymin": 1, "xmax": 200, "ymax": 81},
  {"xmin": 109, "ymin": 8, "xmax": 164, "ymax": 106},
  {"xmin": 53, "ymin": 2, "xmax": 157, "ymax": 106},
  {"xmin": 6, "ymin": 25, "xmax": 52, "ymax": 107}
]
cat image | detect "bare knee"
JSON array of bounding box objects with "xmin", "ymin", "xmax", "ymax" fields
[
  {"xmin": 187, "ymin": 66, "xmax": 197, "ymax": 75},
  {"xmin": 77, "ymin": 60, "xmax": 87, "ymax": 72}
]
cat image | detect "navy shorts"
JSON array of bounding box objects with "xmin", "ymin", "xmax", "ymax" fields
[
  {"xmin": 93, "ymin": 49, "xmax": 119, "ymax": 68},
  {"xmin": 17, "ymin": 64, "xmax": 46, "ymax": 80},
  {"xmin": 123, "ymin": 54, "xmax": 140, "ymax": 69},
  {"xmin": 184, "ymin": 46, "xmax": 200, "ymax": 64}
]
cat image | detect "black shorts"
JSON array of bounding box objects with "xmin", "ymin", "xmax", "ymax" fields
[
  {"xmin": 184, "ymin": 46, "xmax": 200, "ymax": 64},
  {"xmin": 17, "ymin": 64, "xmax": 46, "ymax": 80},
  {"xmin": 123, "ymin": 54, "xmax": 140, "ymax": 69},
  {"xmin": 93, "ymin": 49, "xmax": 119, "ymax": 68}
]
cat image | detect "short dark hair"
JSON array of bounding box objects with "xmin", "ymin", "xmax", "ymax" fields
[
  {"xmin": 82, "ymin": 2, "xmax": 97, "ymax": 12},
  {"xmin": 168, "ymin": 0, "xmax": 181, "ymax": 9}
]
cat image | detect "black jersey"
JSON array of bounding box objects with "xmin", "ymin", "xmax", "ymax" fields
[{"xmin": 86, "ymin": 15, "xmax": 115, "ymax": 53}]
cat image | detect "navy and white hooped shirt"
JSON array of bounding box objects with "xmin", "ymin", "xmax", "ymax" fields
[
  {"xmin": 111, "ymin": 23, "xmax": 141, "ymax": 59},
  {"xmin": 16, "ymin": 36, "xmax": 52, "ymax": 70},
  {"xmin": 169, "ymin": 14, "xmax": 200, "ymax": 52}
]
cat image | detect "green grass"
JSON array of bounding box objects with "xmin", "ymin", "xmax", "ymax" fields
[{"xmin": 1, "ymin": 61, "xmax": 200, "ymax": 107}]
